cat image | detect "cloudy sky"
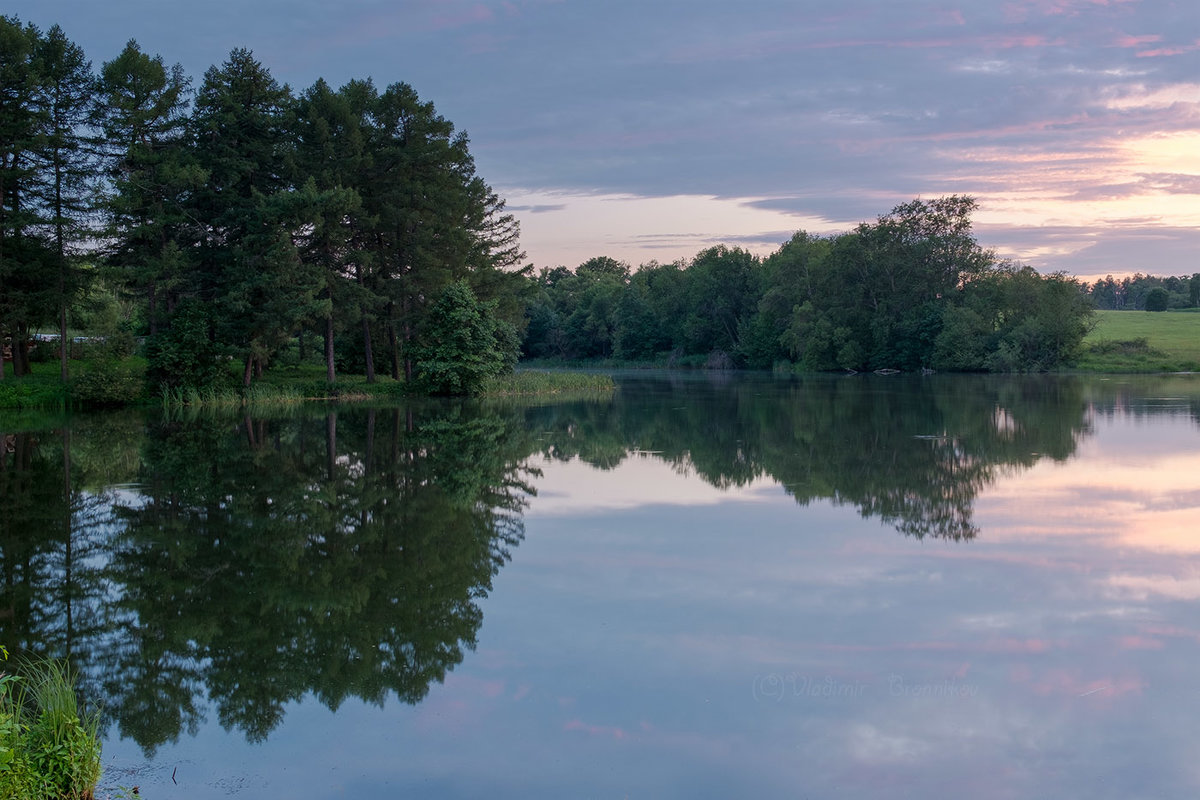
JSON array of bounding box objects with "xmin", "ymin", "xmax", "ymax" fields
[{"xmin": 12, "ymin": 0, "xmax": 1200, "ymax": 279}]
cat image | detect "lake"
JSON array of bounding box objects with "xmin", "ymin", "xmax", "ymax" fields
[{"xmin": 3, "ymin": 371, "xmax": 1200, "ymax": 799}]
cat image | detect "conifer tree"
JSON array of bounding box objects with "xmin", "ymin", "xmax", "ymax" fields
[
  {"xmin": 189, "ymin": 48, "xmax": 302, "ymax": 386},
  {"xmin": 0, "ymin": 16, "xmax": 52, "ymax": 378},
  {"xmin": 94, "ymin": 39, "xmax": 201, "ymax": 337},
  {"xmin": 32, "ymin": 24, "xmax": 94, "ymax": 380}
]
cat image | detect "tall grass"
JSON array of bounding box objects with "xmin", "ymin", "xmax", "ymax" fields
[
  {"xmin": 159, "ymin": 381, "xmax": 309, "ymax": 410},
  {"xmin": 0, "ymin": 655, "xmax": 101, "ymax": 800},
  {"xmin": 481, "ymin": 370, "xmax": 616, "ymax": 396}
]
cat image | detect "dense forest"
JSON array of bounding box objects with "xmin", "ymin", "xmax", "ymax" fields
[
  {"xmin": 0, "ymin": 17, "xmax": 525, "ymax": 393},
  {"xmin": 3, "ymin": 17, "xmax": 1184, "ymax": 394}
]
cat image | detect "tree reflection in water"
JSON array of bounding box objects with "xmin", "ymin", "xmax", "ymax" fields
[{"xmin": 3, "ymin": 374, "xmax": 1189, "ymax": 753}]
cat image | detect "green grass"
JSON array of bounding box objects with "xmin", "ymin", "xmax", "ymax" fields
[
  {"xmin": 0, "ymin": 654, "xmax": 101, "ymax": 800},
  {"xmin": 1077, "ymin": 309, "xmax": 1200, "ymax": 372},
  {"xmin": 480, "ymin": 369, "xmax": 616, "ymax": 396},
  {"xmin": 0, "ymin": 363, "xmax": 71, "ymax": 410}
]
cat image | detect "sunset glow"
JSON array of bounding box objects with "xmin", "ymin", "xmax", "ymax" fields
[{"xmin": 11, "ymin": 0, "xmax": 1200, "ymax": 278}]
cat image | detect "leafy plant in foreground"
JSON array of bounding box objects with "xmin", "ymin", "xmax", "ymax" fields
[{"xmin": 0, "ymin": 651, "xmax": 101, "ymax": 800}]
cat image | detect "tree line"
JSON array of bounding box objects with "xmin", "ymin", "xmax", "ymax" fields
[
  {"xmin": 1083, "ymin": 272, "xmax": 1200, "ymax": 311},
  {"xmin": 524, "ymin": 196, "xmax": 1097, "ymax": 372},
  {"xmin": 0, "ymin": 17, "xmax": 525, "ymax": 391}
]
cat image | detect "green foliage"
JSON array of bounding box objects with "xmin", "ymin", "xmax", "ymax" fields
[
  {"xmin": 932, "ymin": 266, "xmax": 1094, "ymax": 372},
  {"xmin": 145, "ymin": 300, "xmax": 229, "ymax": 392},
  {"xmin": 412, "ymin": 280, "xmax": 520, "ymax": 395},
  {"xmin": 1144, "ymin": 286, "xmax": 1169, "ymax": 312},
  {"xmin": 480, "ymin": 370, "xmax": 615, "ymax": 396},
  {"xmin": 0, "ymin": 657, "xmax": 101, "ymax": 800},
  {"xmin": 0, "ymin": 365, "xmax": 69, "ymax": 409},
  {"xmin": 1085, "ymin": 272, "xmax": 1197, "ymax": 310},
  {"xmin": 525, "ymin": 196, "xmax": 1094, "ymax": 374},
  {"xmin": 70, "ymin": 361, "xmax": 145, "ymax": 407}
]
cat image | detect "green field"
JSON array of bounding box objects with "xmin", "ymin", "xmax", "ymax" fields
[{"xmin": 1077, "ymin": 309, "xmax": 1200, "ymax": 372}]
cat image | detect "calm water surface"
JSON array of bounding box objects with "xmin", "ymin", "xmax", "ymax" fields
[{"xmin": 4, "ymin": 372, "xmax": 1200, "ymax": 799}]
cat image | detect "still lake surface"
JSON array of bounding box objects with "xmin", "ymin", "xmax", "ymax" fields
[{"xmin": 4, "ymin": 371, "xmax": 1200, "ymax": 798}]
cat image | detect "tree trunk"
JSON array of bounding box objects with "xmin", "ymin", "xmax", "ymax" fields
[
  {"xmin": 149, "ymin": 280, "xmax": 159, "ymax": 338},
  {"xmin": 13, "ymin": 326, "xmax": 29, "ymax": 377},
  {"xmin": 59, "ymin": 303, "xmax": 68, "ymax": 382},
  {"xmin": 325, "ymin": 412, "xmax": 337, "ymax": 482},
  {"xmin": 62, "ymin": 427, "xmax": 73, "ymax": 655},
  {"xmin": 242, "ymin": 354, "xmax": 253, "ymax": 388},
  {"xmin": 324, "ymin": 315, "xmax": 335, "ymax": 383},
  {"xmin": 387, "ymin": 319, "xmax": 400, "ymax": 381},
  {"xmin": 365, "ymin": 408, "xmax": 376, "ymax": 473},
  {"xmin": 362, "ymin": 319, "xmax": 375, "ymax": 384},
  {"xmin": 404, "ymin": 319, "xmax": 413, "ymax": 382}
]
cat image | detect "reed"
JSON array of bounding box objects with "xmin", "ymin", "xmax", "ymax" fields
[{"xmin": 480, "ymin": 370, "xmax": 616, "ymax": 396}]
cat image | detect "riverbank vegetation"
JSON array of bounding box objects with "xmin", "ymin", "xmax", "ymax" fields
[{"xmin": 0, "ymin": 652, "xmax": 101, "ymax": 800}]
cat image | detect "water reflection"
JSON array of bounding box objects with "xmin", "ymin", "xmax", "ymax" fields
[
  {"xmin": 523, "ymin": 374, "xmax": 1094, "ymax": 539},
  {"xmin": 2, "ymin": 373, "xmax": 1199, "ymax": 768},
  {"xmin": 1, "ymin": 406, "xmax": 537, "ymax": 754}
]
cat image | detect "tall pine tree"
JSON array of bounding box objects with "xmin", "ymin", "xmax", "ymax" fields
[
  {"xmin": 189, "ymin": 49, "xmax": 313, "ymax": 386},
  {"xmin": 94, "ymin": 40, "xmax": 202, "ymax": 337},
  {"xmin": 31, "ymin": 24, "xmax": 94, "ymax": 380},
  {"xmin": 0, "ymin": 16, "xmax": 53, "ymax": 378}
]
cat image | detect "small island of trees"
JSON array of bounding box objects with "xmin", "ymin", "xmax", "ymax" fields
[{"xmin": 0, "ymin": 17, "xmax": 1136, "ymax": 406}]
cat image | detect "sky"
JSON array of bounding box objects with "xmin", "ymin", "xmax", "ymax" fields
[{"xmin": 11, "ymin": 0, "xmax": 1200, "ymax": 280}]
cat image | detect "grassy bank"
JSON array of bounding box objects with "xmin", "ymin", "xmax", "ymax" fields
[
  {"xmin": 0, "ymin": 360, "xmax": 612, "ymax": 411},
  {"xmin": 481, "ymin": 370, "xmax": 615, "ymax": 396},
  {"xmin": 1077, "ymin": 310, "xmax": 1200, "ymax": 372},
  {"xmin": 0, "ymin": 653, "xmax": 101, "ymax": 799}
]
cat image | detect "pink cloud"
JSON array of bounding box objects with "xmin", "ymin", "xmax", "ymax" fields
[
  {"xmin": 564, "ymin": 718, "xmax": 629, "ymax": 740},
  {"xmin": 1115, "ymin": 34, "xmax": 1162, "ymax": 48},
  {"xmin": 1005, "ymin": 0, "xmax": 1135, "ymax": 22},
  {"xmin": 1137, "ymin": 45, "xmax": 1200, "ymax": 58},
  {"xmin": 1139, "ymin": 624, "xmax": 1200, "ymax": 643},
  {"xmin": 1117, "ymin": 635, "xmax": 1164, "ymax": 650}
]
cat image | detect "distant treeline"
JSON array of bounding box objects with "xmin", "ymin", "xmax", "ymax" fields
[
  {"xmin": 1082, "ymin": 273, "xmax": 1200, "ymax": 311},
  {"xmin": 524, "ymin": 196, "xmax": 1095, "ymax": 372}
]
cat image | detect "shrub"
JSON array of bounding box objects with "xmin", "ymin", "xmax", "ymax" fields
[
  {"xmin": 0, "ymin": 655, "xmax": 101, "ymax": 800},
  {"xmin": 145, "ymin": 300, "xmax": 229, "ymax": 392},
  {"xmin": 71, "ymin": 363, "xmax": 145, "ymax": 407},
  {"xmin": 412, "ymin": 281, "xmax": 520, "ymax": 396}
]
